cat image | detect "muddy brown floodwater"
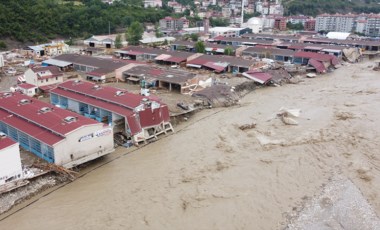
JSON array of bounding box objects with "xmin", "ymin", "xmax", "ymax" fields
[{"xmin": 1, "ymin": 60, "xmax": 380, "ymax": 230}]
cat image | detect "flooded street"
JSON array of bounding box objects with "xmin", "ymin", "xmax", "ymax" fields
[{"xmin": 1, "ymin": 60, "xmax": 380, "ymax": 230}]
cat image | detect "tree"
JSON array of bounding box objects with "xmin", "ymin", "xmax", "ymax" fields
[
  {"xmin": 0, "ymin": 41, "xmax": 7, "ymax": 50},
  {"xmin": 224, "ymin": 46, "xmax": 234, "ymax": 56},
  {"xmin": 155, "ymin": 23, "xmax": 163, "ymax": 38},
  {"xmin": 65, "ymin": 37, "xmax": 74, "ymax": 46},
  {"xmin": 190, "ymin": 33, "xmax": 199, "ymax": 42},
  {"xmin": 286, "ymin": 22, "xmax": 304, "ymax": 30},
  {"xmin": 195, "ymin": 41, "xmax": 205, "ymax": 53},
  {"xmin": 126, "ymin": 21, "xmax": 144, "ymax": 45},
  {"xmin": 115, "ymin": 34, "xmax": 123, "ymax": 48}
]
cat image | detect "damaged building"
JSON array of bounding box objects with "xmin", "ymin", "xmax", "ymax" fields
[
  {"xmin": 122, "ymin": 65, "xmax": 209, "ymax": 94},
  {"xmin": 50, "ymin": 80, "xmax": 173, "ymax": 144}
]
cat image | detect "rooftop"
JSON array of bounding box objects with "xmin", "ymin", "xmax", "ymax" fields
[
  {"xmin": 55, "ymin": 80, "xmax": 156, "ymax": 110},
  {"xmin": 187, "ymin": 54, "xmax": 255, "ymax": 67},
  {"xmin": 123, "ymin": 65, "xmax": 196, "ymax": 85},
  {"xmin": 17, "ymin": 83, "xmax": 37, "ymax": 89},
  {"xmin": 0, "ymin": 136, "xmax": 17, "ymax": 150},
  {"xmin": 0, "ymin": 93, "xmax": 99, "ymax": 146},
  {"xmin": 243, "ymin": 47, "xmax": 296, "ymax": 56},
  {"xmin": 52, "ymin": 54, "xmax": 134, "ymax": 74}
]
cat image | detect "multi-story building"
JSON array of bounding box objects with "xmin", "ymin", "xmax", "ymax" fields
[
  {"xmin": 274, "ymin": 17, "xmax": 287, "ymax": 31},
  {"xmin": 315, "ymin": 13, "xmax": 356, "ymax": 32},
  {"xmin": 255, "ymin": 0, "xmax": 284, "ymax": 16},
  {"xmin": 159, "ymin": 17, "xmax": 189, "ymax": 31},
  {"xmin": 287, "ymin": 15, "xmax": 310, "ymax": 26},
  {"xmin": 24, "ymin": 66, "xmax": 64, "ymax": 91},
  {"xmin": 144, "ymin": 0, "xmax": 162, "ymax": 8},
  {"xmin": 365, "ymin": 15, "xmax": 380, "ymax": 37},
  {"xmin": 305, "ymin": 19, "xmax": 316, "ymax": 31},
  {"xmin": 167, "ymin": 1, "xmax": 186, "ymax": 13},
  {"xmin": 356, "ymin": 20, "xmax": 367, "ymax": 34}
]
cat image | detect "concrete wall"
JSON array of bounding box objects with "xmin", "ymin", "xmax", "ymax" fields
[
  {"xmin": 54, "ymin": 124, "xmax": 114, "ymax": 168},
  {"xmin": 0, "ymin": 143, "xmax": 22, "ymax": 185},
  {"xmin": 20, "ymin": 87, "xmax": 38, "ymax": 97}
]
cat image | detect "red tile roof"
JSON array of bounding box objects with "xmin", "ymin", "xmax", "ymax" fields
[
  {"xmin": 0, "ymin": 92, "xmax": 99, "ymax": 138},
  {"xmin": 0, "ymin": 136, "xmax": 17, "ymax": 150},
  {"xmin": 18, "ymin": 83, "xmax": 36, "ymax": 89}
]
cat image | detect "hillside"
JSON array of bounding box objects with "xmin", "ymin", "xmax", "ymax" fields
[
  {"xmin": 0, "ymin": 0, "xmax": 169, "ymax": 47},
  {"xmin": 283, "ymin": 0, "xmax": 380, "ymax": 16}
]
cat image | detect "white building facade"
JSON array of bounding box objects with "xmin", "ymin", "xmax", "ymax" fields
[
  {"xmin": 315, "ymin": 14, "xmax": 356, "ymax": 32},
  {"xmin": 0, "ymin": 136, "xmax": 22, "ymax": 185}
]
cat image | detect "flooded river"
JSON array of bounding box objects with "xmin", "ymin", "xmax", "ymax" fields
[{"xmin": 1, "ymin": 61, "xmax": 380, "ymax": 230}]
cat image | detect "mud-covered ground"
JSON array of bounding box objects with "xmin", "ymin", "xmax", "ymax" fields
[{"xmin": 1, "ymin": 59, "xmax": 380, "ymax": 229}]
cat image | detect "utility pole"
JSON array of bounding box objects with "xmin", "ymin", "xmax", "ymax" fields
[{"xmin": 109, "ymin": 21, "xmax": 111, "ymax": 35}]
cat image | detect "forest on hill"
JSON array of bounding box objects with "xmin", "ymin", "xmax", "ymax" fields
[
  {"xmin": 0, "ymin": 0, "xmax": 169, "ymax": 44},
  {"xmin": 283, "ymin": 0, "xmax": 380, "ymax": 16}
]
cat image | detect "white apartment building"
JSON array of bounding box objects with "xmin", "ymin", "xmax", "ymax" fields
[
  {"xmin": 315, "ymin": 13, "xmax": 356, "ymax": 32},
  {"xmin": 144, "ymin": 0, "xmax": 162, "ymax": 8},
  {"xmin": 365, "ymin": 16, "xmax": 380, "ymax": 37}
]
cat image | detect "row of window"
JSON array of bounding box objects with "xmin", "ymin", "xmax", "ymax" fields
[{"xmin": 0, "ymin": 122, "xmax": 55, "ymax": 163}]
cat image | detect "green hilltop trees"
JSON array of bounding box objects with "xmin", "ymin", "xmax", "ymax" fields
[{"xmin": 0, "ymin": 0, "xmax": 167, "ymax": 43}]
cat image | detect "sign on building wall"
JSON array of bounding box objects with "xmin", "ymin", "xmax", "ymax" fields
[{"xmin": 79, "ymin": 128, "xmax": 112, "ymax": 142}]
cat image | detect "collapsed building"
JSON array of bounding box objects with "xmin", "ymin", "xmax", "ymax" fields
[{"xmin": 50, "ymin": 80, "xmax": 173, "ymax": 144}]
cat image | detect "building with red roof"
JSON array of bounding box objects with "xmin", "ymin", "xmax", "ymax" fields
[
  {"xmin": 294, "ymin": 51, "xmax": 339, "ymax": 73},
  {"xmin": 16, "ymin": 83, "xmax": 38, "ymax": 97},
  {"xmin": 24, "ymin": 66, "xmax": 64, "ymax": 92},
  {"xmin": 50, "ymin": 80, "xmax": 173, "ymax": 144},
  {"xmin": 0, "ymin": 134, "xmax": 22, "ymax": 185},
  {"xmin": 0, "ymin": 92, "xmax": 114, "ymax": 168}
]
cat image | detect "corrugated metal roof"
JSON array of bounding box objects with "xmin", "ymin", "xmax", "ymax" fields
[
  {"xmin": 0, "ymin": 92, "xmax": 98, "ymax": 138},
  {"xmin": 0, "ymin": 107, "xmax": 64, "ymax": 146},
  {"xmin": 0, "ymin": 136, "xmax": 17, "ymax": 150},
  {"xmin": 43, "ymin": 59, "xmax": 72, "ymax": 67},
  {"xmin": 52, "ymin": 54, "xmax": 132, "ymax": 74},
  {"xmin": 57, "ymin": 80, "xmax": 147, "ymax": 109},
  {"xmin": 308, "ymin": 59, "xmax": 326, "ymax": 73},
  {"xmin": 18, "ymin": 83, "xmax": 36, "ymax": 89},
  {"xmin": 52, "ymin": 81, "xmax": 171, "ymax": 135},
  {"xmin": 294, "ymin": 51, "xmax": 333, "ymax": 62},
  {"xmin": 203, "ymin": 62, "xmax": 228, "ymax": 73},
  {"xmin": 243, "ymin": 71, "xmax": 272, "ymax": 84}
]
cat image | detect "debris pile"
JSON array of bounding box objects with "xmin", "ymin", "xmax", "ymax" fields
[
  {"xmin": 192, "ymin": 84, "xmax": 240, "ymax": 107},
  {"xmin": 278, "ymin": 107, "xmax": 301, "ymax": 125},
  {"xmin": 238, "ymin": 123, "xmax": 256, "ymax": 130}
]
